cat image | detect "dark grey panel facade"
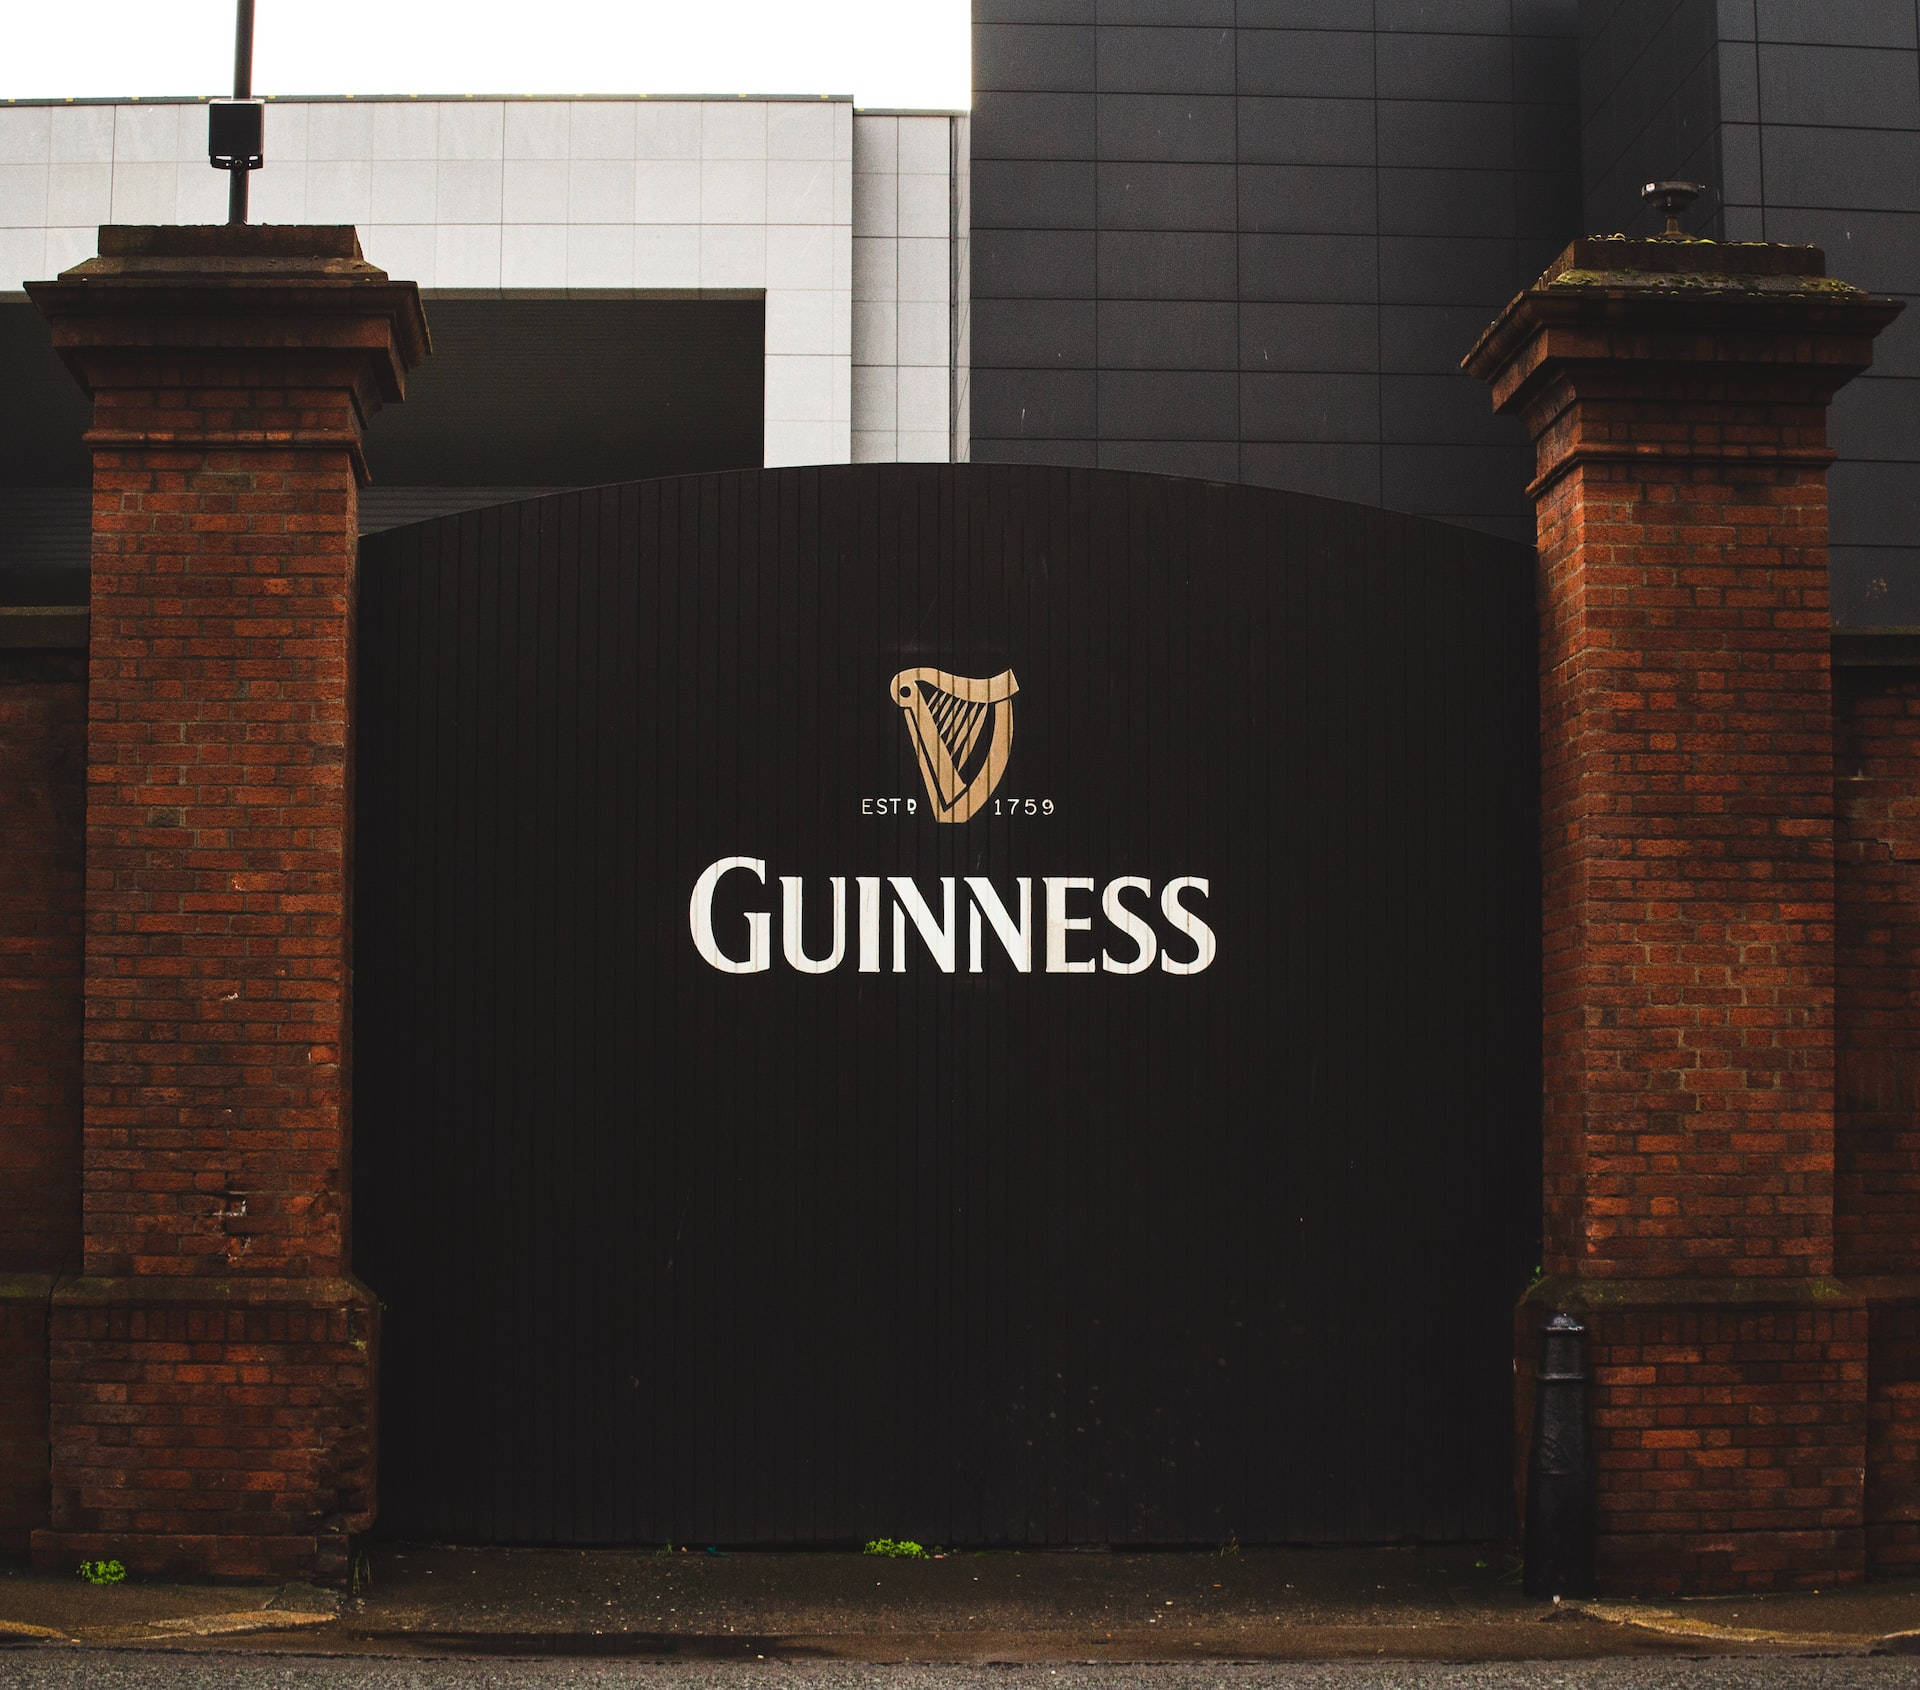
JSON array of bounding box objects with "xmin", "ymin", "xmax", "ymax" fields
[
  {"xmin": 975, "ymin": 0, "xmax": 1915, "ymax": 611},
  {"xmin": 1577, "ymin": 0, "xmax": 1920, "ymax": 623},
  {"xmin": 0, "ymin": 297, "xmax": 767, "ymax": 605},
  {"xmin": 970, "ymin": 1, "xmax": 1584, "ymax": 538}
]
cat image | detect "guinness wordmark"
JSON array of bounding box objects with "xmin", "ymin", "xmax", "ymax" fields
[{"xmin": 689, "ymin": 861, "xmax": 1216, "ymax": 976}]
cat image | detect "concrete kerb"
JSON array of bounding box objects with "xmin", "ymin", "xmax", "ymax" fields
[{"xmin": 3, "ymin": 1548, "xmax": 1919, "ymax": 1660}]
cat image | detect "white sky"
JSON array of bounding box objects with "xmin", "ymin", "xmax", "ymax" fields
[{"xmin": 1, "ymin": 0, "xmax": 972, "ymax": 109}]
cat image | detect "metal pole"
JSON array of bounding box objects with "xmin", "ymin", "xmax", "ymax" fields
[
  {"xmin": 228, "ymin": 0, "xmax": 255, "ymax": 224},
  {"xmin": 1523, "ymin": 1312, "xmax": 1596, "ymax": 1598}
]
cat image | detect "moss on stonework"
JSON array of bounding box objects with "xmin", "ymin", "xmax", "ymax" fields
[{"xmin": 1547, "ymin": 268, "xmax": 1862, "ymax": 296}]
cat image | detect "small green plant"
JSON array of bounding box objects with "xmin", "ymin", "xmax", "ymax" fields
[
  {"xmin": 78, "ymin": 1559, "xmax": 126, "ymax": 1586},
  {"xmin": 863, "ymin": 1537, "xmax": 928, "ymax": 1559}
]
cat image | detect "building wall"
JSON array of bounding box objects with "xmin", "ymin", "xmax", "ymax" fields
[
  {"xmin": 853, "ymin": 113, "xmax": 972, "ymax": 462},
  {"xmin": 0, "ymin": 96, "xmax": 968, "ymax": 472},
  {"xmin": 1578, "ymin": 0, "xmax": 1920, "ymax": 624},
  {"xmin": 1577, "ymin": 0, "xmax": 1722, "ymax": 238},
  {"xmin": 968, "ymin": 0, "xmax": 1586, "ymax": 544}
]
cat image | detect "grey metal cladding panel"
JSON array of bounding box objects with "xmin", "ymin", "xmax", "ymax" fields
[
  {"xmin": 1378, "ymin": 100, "xmax": 1516, "ymax": 169},
  {"xmin": 973, "ymin": 229, "xmax": 1097, "ymax": 298},
  {"xmin": 1100, "ymin": 300, "xmax": 1239, "ymax": 369},
  {"xmin": 1873, "ymin": 304, "xmax": 1920, "ymax": 380},
  {"xmin": 1585, "ymin": 115, "xmax": 1720, "ymax": 237},
  {"xmin": 1517, "ymin": 236, "xmax": 1569, "ymax": 280},
  {"xmin": 1240, "ymin": 372, "xmax": 1381, "ymax": 442},
  {"xmin": 1376, "ymin": 32, "xmax": 1516, "ymax": 102},
  {"xmin": 1240, "ymin": 233, "xmax": 1381, "ymax": 303},
  {"xmin": 1517, "ymin": 168, "xmax": 1583, "ymax": 239},
  {"xmin": 1237, "ymin": 98, "xmax": 1376, "ymax": 166},
  {"xmin": 1831, "ymin": 377, "xmax": 1920, "ymax": 462},
  {"xmin": 1580, "ymin": 49, "xmax": 1719, "ymax": 222},
  {"xmin": 1379, "ymin": 235, "xmax": 1522, "ymax": 306},
  {"xmin": 1241, "ymin": 303, "xmax": 1382, "ymax": 373},
  {"xmin": 972, "ymin": 160, "xmax": 1097, "ymax": 230},
  {"xmin": 1757, "ymin": 45, "xmax": 1920, "ymax": 129},
  {"xmin": 1515, "ymin": 33, "xmax": 1580, "ymax": 97},
  {"xmin": 1579, "ymin": 0, "xmax": 1716, "ymax": 187},
  {"xmin": 1382, "ymin": 304, "xmax": 1511, "ymax": 374},
  {"xmin": 1382, "ymin": 443, "xmax": 1535, "ymax": 518},
  {"xmin": 1097, "ymin": 27, "xmax": 1235, "ymax": 94},
  {"xmin": 971, "ymin": 92, "xmax": 1095, "ymax": 160},
  {"xmin": 1380, "ymin": 169, "xmax": 1518, "ymax": 237},
  {"xmin": 1241, "ymin": 441, "xmax": 1383, "ymax": 505},
  {"xmin": 1239, "ymin": 165, "xmax": 1379, "ymax": 235},
  {"xmin": 1754, "ymin": 0, "xmax": 1917, "ymax": 48},
  {"xmin": 1376, "ymin": 0, "xmax": 1515, "ymax": 31},
  {"xmin": 1832, "ymin": 546, "xmax": 1920, "ymax": 625},
  {"xmin": 1717, "ymin": 0, "xmax": 1757, "ymax": 41},
  {"xmin": 1718, "ymin": 123, "xmax": 1760, "ymax": 207},
  {"xmin": 1760, "ymin": 208, "xmax": 1920, "ymax": 305},
  {"xmin": 1097, "ymin": 94, "xmax": 1236, "ymax": 162},
  {"xmin": 1581, "ymin": 0, "xmax": 1706, "ymax": 116},
  {"xmin": 1765, "ymin": 129, "xmax": 1920, "ymax": 212},
  {"xmin": 1831, "ymin": 461, "xmax": 1920, "ymax": 546},
  {"xmin": 972, "ymin": 437, "xmax": 1099, "ymax": 466},
  {"xmin": 1096, "ymin": 0, "xmax": 1232, "ymax": 22},
  {"xmin": 974, "ymin": 0, "xmax": 1093, "ymax": 20},
  {"xmin": 1381, "ymin": 372, "xmax": 1529, "ymax": 446},
  {"xmin": 1098, "ymin": 162, "xmax": 1238, "ymax": 231},
  {"xmin": 1515, "ymin": 0, "xmax": 1582, "ymax": 35},
  {"xmin": 1235, "ymin": 0, "xmax": 1374, "ymax": 29},
  {"xmin": 1096, "ymin": 440, "xmax": 1241, "ymax": 480},
  {"xmin": 969, "ymin": 299, "xmax": 1098, "ymax": 369},
  {"xmin": 1097, "ymin": 370, "xmax": 1239, "ymax": 439},
  {"xmin": 973, "ymin": 24, "xmax": 1095, "ymax": 93},
  {"xmin": 969, "ymin": 368, "xmax": 1098, "ymax": 438},
  {"xmin": 1098, "ymin": 230, "xmax": 1238, "ymax": 299},
  {"xmin": 1717, "ymin": 39, "xmax": 1760, "ymax": 121},
  {"xmin": 1514, "ymin": 102, "xmax": 1581, "ymax": 176},
  {"xmin": 1235, "ymin": 30, "xmax": 1376, "ymax": 99}
]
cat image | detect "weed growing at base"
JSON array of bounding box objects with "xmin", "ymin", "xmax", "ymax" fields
[
  {"xmin": 863, "ymin": 1538, "xmax": 928, "ymax": 1559},
  {"xmin": 78, "ymin": 1559, "xmax": 126, "ymax": 1586}
]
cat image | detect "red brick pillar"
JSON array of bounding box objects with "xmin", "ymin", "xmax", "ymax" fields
[
  {"xmin": 24, "ymin": 225, "xmax": 428, "ymax": 1582},
  {"xmin": 1467, "ymin": 238, "xmax": 1903, "ymax": 1591}
]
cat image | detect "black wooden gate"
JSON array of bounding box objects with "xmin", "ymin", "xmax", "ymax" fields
[{"xmin": 354, "ymin": 464, "xmax": 1539, "ymax": 1545}]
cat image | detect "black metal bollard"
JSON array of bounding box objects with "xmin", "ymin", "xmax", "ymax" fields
[{"xmin": 1523, "ymin": 1312, "xmax": 1595, "ymax": 1597}]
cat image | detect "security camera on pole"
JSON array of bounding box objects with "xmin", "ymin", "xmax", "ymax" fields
[{"xmin": 207, "ymin": 0, "xmax": 263, "ymax": 223}]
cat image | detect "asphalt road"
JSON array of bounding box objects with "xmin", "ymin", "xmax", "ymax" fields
[{"xmin": 1, "ymin": 1657, "xmax": 1916, "ymax": 1690}]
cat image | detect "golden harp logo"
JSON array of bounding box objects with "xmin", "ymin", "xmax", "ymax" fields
[{"xmin": 890, "ymin": 666, "xmax": 1019, "ymax": 824}]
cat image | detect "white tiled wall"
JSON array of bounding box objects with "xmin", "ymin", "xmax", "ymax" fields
[
  {"xmin": 850, "ymin": 113, "xmax": 967, "ymax": 464},
  {"xmin": 0, "ymin": 95, "xmax": 971, "ymax": 469}
]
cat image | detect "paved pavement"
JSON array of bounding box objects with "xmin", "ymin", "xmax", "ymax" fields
[{"xmin": 2, "ymin": 1544, "xmax": 1918, "ymax": 1663}]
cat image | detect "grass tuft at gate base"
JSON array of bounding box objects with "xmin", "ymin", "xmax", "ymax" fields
[{"xmin": 864, "ymin": 1538, "xmax": 930, "ymax": 1559}]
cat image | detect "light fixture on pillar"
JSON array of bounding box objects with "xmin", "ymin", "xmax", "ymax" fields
[
  {"xmin": 207, "ymin": 0, "xmax": 262, "ymax": 224},
  {"xmin": 1641, "ymin": 178, "xmax": 1704, "ymax": 238}
]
